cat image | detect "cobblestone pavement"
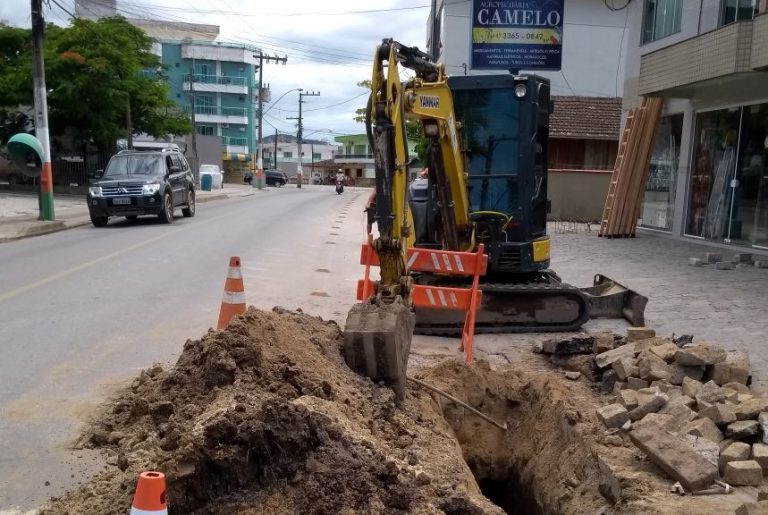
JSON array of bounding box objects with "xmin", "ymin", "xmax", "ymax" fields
[{"xmin": 547, "ymin": 225, "xmax": 768, "ymax": 388}]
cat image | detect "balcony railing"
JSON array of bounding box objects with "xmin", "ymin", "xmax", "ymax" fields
[
  {"xmin": 184, "ymin": 105, "xmax": 249, "ymax": 117},
  {"xmin": 186, "ymin": 74, "xmax": 247, "ymax": 87}
]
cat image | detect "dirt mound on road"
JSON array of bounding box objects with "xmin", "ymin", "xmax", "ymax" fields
[{"xmin": 42, "ymin": 307, "xmax": 503, "ymax": 515}]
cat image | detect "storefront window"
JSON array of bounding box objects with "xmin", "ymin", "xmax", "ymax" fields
[
  {"xmin": 641, "ymin": 114, "xmax": 683, "ymax": 230},
  {"xmin": 687, "ymin": 108, "xmax": 741, "ymax": 239},
  {"xmin": 733, "ymin": 103, "xmax": 768, "ymax": 247},
  {"xmin": 687, "ymin": 103, "xmax": 768, "ymax": 247}
]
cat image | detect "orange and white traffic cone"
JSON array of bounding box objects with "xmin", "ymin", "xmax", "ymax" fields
[
  {"xmin": 217, "ymin": 256, "xmax": 246, "ymax": 329},
  {"xmin": 130, "ymin": 471, "xmax": 167, "ymax": 515}
]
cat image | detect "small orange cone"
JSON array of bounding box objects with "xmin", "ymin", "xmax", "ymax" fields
[
  {"xmin": 217, "ymin": 256, "xmax": 246, "ymax": 329},
  {"xmin": 130, "ymin": 471, "xmax": 167, "ymax": 514}
]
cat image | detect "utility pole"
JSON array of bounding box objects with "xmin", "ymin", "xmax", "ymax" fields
[
  {"xmin": 273, "ymin": 128, "xmax": 278, "ymax": 169},
  {"xmin": 253, "ymin": 52, "xmax": 287, "ymax": 189},
  {"xmin": 188, "ymin": 68, "xmax": 199, "ymax": 183},
  {"xmin": 31, "ymin": 0, "xmax": 54, "ymax": 220},
  {"xmin": 287, "ymin": 90, "xmax": 319, "ymax": 188},
  {"xmin": 430, "ymin": 0, "xmax": 439, "ymax": 62}
]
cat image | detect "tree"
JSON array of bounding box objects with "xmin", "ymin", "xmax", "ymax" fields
[
  {"xmin": 0, "ymin": 17, "xmax": 191, "ymax": 150},
  {"xmin": 353, "ymin": 79, "xmax": 426, "ymax": 165}
]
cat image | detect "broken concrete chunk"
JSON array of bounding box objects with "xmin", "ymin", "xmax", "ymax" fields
[
  {"xmin": 592, "ymin": 333, "xmax": 615, "ymax": 355},
  {"xmin": 666, "ymin": 394, "xmax": 695, "ymax": 409},
  {"xmin": 612, "ymin": 381, "xmax": 626, "ymax": 393},
  {"xmin": 627, "ymin": 327, "xmax": 656, "ymax": 342},
  {"xmin": 634, "ymin": 413, "xmax": 673, "ymax": 432},
  {"xmin": 597, "ymin": 404, "xmax": 630, "ymax": 429},
  {"xmin": 662, "ymin": 403, "xmax": 698, "ymax": 432},
  {"xmin": 752, "ymin": 443, "xmax": 768, "ymax": 471},
  {"xmin": 699, "ymin": 404, "xmax": 737, "ymax": 426},
  {"xmin": 596, "ymin": 454, "xmax": 623, "ymax": 505},
  {"xmin": 595, "ymin": 342, "xmax": 643, "ymax": 369},
  {"xmin": 674, "ymin": 343, "xmax": 727, "ymax": 366},
  {"xmin": 709, "ymin": 351, "xmax": 751, "ymax": 386},
  {"xmin": 670, "ymin": 364, "xmax": 705, "ymax": 386},
  {"xmin": 716, "ymin": 261, "xmax": 736, "ymax": 270},
  {"xmin": 733, "ymin": 253, "xmax": 753, "ymax": 263},
  {"xmin": 684, "ymin": 418, "xmax": 724, "ymax": 443},
  {"xmin": 688, "ymin": 257, "xmax": 703, "ymax": 267},
  {"xmin": 727, "ymin": 420, "xmax": 761, "ymax": 440},
  {"xmin": 736, "ymin": 399, "xmax": 768, "ymax": 421},
  {"xmin": 695, "ymin": 381, "xmax": 725, "ymax": 407},
  {"xmin": 649, "ymin": 342, "xmax": 679, "ymax": 363},
  {"xmin": 756, "ymin": 260, "xmax": 768, "ymax": 269},
  {"xmin": 726, "ymin": 382, "xmax": 752, "ymax": 394},
  {"xmin": 627, "ymin": 377, "xmax": 649, "ymax": 390},
  {"xmin": 636, "ymin": 350, "xmax": 671, "ymax": 382},
  {"xmin": 612, "ymin": 357, "xmax": 638, "ymax": 381},
  {"xmin": 541, "ymin": 336, "xmax": 595, "ymax": 355},
  {"xmin": 722, "ymin": 388, "xmax": 740, "ymax": 403},
  {"xmin": 760, "ymin": 413, "xmax": 768, "ymax": 444},
  {"xmin": 629, "ymin": 422, "xmax": 718, "ymax": 491},
  {"xmin": 758, "ymin": 485, "xmax": 768, "ymax": 501},
  {"xmin": 565, "ymin": 371, "xmax": 581, "ymax": 380},
  {"xmin": 682, "ymin": 434, "xmax": 720, "ymax": 467},
  {"xmin": 720, "ymin": 442, "xmax": 751, "ymax": 472},
  {"xmin": 629, "ymin": 394, "xmax": 668, "ymax": 422},
  {"xmin": 617, "ymin": 390, "xmax": 639, "ymax": 410},
  {"xmin": 682, "ymin": 377, "xmax": 704, "ymax": 398},
  {"xmin": 723, "ymin": 460, "xmax": 763, "ymax": 486}
]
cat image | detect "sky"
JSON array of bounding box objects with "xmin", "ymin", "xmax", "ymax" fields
[{"xmin": 0, "ymin": 0, "xmax": 434, "ymax": 142}]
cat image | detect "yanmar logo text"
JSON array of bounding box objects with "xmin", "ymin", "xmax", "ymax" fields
[{"xmin": 419, "ymin": 95, "xmax": 440, "ymax": 109}]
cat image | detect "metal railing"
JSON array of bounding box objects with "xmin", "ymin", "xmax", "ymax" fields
[
  {"xmin": 186, "ymin": 74, "xmax": 247, "ymax": 87},
  {"xmin": 184, "ymin": 105, "xmax": 249, "ymax": 118}
]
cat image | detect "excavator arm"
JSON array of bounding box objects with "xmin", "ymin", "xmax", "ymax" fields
[{"xmin": 344, "ymin": 39, "xmax": 477, "ymax": 401}]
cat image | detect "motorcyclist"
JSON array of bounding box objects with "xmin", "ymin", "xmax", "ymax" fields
[{"xmin": 335, "ymin": 169, "xmax": 345, "ymax": 185}]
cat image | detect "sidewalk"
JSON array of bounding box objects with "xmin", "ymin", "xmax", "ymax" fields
[{"xmin": 0, "ymin": 184, "xmax": 258, "ymax": 243}]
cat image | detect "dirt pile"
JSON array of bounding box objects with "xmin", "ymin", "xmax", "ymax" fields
[{"xmin": 42, "ymin": 307, "xmax": 504, "ymax": 515}]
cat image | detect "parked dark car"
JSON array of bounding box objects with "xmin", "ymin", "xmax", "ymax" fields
[
  {"xmin": 87, "ymin": 149, "xmax": 195, "ymax": 227},
  {"xmin": 265, "ymin": 169, "xmax": 288, "ymax": 187}
]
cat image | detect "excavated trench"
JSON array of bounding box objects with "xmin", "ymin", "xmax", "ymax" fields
[{"xmin": 417, "ymin": 360, "xmax": 608, "ymax": 515}]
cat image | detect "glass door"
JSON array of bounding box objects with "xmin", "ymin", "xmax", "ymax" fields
[{"xmin": 731, "ymin": 102, "xmax": 768, "ymax": 247}]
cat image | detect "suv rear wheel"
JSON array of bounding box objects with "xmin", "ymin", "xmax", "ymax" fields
[
  {"xmin": 182, "ymin": 189, "xmax": 195, "ymax": 217},
  {"xmin": 158, "ymin": 192, "xmax": 174, "ymax": 224}
]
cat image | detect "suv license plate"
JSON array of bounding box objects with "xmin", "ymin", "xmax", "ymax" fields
[{"xmin": 113, "ymin": 198, "xmax": 131, "ymax": 205}]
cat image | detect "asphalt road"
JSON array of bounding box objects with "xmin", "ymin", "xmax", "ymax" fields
[{"xmin": 0, "ymin": 185, "xmax": 370, "ymax": 510}]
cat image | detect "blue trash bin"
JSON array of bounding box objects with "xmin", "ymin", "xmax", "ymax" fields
[{"xmin": 200, "ymin": 174, "xmax": 212, "ymax": 191}]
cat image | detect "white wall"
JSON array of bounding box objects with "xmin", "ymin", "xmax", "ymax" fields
[{"xmin": 437, "ymin": 0, "xmax": 630, "ymax": 97}]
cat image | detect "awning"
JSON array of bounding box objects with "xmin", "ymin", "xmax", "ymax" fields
[{"xmin": 222, "ymin": 153, "xmax": 251, "ymax": 162}]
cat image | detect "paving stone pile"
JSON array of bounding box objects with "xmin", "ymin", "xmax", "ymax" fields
[{"xmin": 537, "ymin": 328, "xmax": 768, "ymax": 499}]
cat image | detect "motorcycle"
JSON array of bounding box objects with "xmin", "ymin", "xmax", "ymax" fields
[{"xmin": 335, "ymin": 179, "xmax": 344, "ymax": 195}]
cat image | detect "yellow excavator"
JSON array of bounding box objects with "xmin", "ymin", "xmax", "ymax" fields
[{"xmin": 343, "ymin": 39, "xmax": 646, "ymax": 399}]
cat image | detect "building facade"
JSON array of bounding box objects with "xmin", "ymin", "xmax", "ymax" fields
[
  {"xmin": 261, "ymin": 134, "xmax": 338, "ymax": 178},
  {"xmin": 131, "ymin": 20, "xmax": 263, "ymax": 178},
  {"xmin": 624, "ymin": 0, "xmax": 768, "ymax": 251},
  {"xmin": 334, "ymin": 134, "xmax": 422, "ymax": 184}
]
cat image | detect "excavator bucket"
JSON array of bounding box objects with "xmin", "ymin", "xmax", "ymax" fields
[
  {"xmin": 343, "ymin": 300, "xmax": 414, "ymax": 403},
  {"xmin": 579, "ymin": 274, "xmax": 648, "ymax": 327}
]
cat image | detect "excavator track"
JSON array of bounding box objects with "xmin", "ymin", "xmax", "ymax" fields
[{"xmin": 414, "ymin": 280, "xmax": 590, "ymax": 336}]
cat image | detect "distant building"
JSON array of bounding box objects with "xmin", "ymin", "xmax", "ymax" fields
[
  {"xmin": 334, "ymin": 134, "xmax": 422, "ymax": 185},
  {"xmin": 261, "ymin": 133, "xmax": 338, "ymax": 178},
  {"xmin": 130, "ymin": 20, "xmax": 264, "ymax": 180}
]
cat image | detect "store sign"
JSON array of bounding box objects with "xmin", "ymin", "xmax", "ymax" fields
[{"xmin": 470, "ymin": 0, "xmax": 564, "ymax": 71}]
